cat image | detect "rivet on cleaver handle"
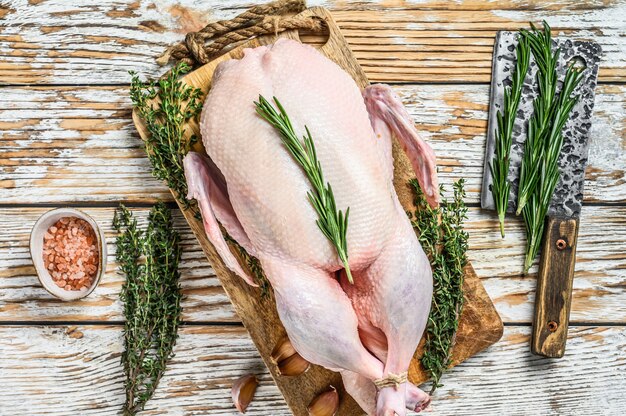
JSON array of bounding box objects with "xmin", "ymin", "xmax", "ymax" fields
[{"xmin": 531, "ymin": 215, "xmax": 580, "ymax": 358}]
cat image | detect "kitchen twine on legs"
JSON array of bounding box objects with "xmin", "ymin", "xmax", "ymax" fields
[
  {"xmin": 157, "ymin": 0, "xmax": 326, "ymax": 69},
  {"xmin": 374, "ymin": 372, "xmax": 408, "ymax": 388}
]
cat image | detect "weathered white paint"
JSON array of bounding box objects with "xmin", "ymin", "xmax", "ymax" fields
[
  {"xmin": 0, "ymin": 85, "xmax": 623, "ymax": 204},
  {"xmin": 0, "ymin": 207, "xmax": 234, "ymax": 323},
  {"xmin": 0, "ymin": 325, "xmax": 624, "ymax": 415},
  {"xmin": 1, "ymin": 206, "xmax": 624, "ymax": 323},
  {"xmin": 0, "ymin": 0, "xmax": 624, "ymax": 84},
  {"xmin": 0, "ymin": 2, "xmax": 624, "ymax": 414}
]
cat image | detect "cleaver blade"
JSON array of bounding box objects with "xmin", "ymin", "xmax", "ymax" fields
[
  {"xmin": 482, "ymin": 31, "xmax": 602, "ymax": 218},
  {"xmin": 482, "ymin": 31, "xmax": 601, "ymax": 358}
]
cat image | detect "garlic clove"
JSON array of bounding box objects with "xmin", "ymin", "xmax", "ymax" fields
[
  {"xmin": 277, "ymin": 352, "xmax": 310, "ymax": 376},
  {"xmin": 231, "ymin": 374, "xmax": 258, "ymax": 414},
  {"xmin": 271, "ymin": 336, "xmax": 297, "ymax": 364},
  {"xmin": 271, "ymin": 336, "xmax": 310, "ymax": 376},
  {"xmin": 308, "ymin": 386, "xmax": 339, "ymax": 416}
]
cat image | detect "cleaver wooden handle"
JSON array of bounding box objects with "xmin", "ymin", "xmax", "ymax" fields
[{"xmin": 531, "ymin": 215, "xmax": 580, "ymax": 358}]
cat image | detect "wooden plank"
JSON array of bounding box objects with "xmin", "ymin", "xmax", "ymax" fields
[
  {"xmin": 1, "ymin": 84, "xmax": 623, "ymax": 204},
  {"xmin": 1, "ymin": 0, "xmax": 624, "ymax": 85},
  {"xmin": 0, "ymin": 86, "xmax": 171, "ymax": 204},
  {"xmin": 0, "ymin": 324, "xmax": 624, "ymax": 415},
  {"xmin": 0, "ymin": 207, "xmax": 234, "ymax": 323},
  {"xmin": 2, "ymin": 205, "xmax": 624, "ymax": 324},
  {"xmin": 467, "ymin": 205, "xmax": 626, "ymax": 325}
]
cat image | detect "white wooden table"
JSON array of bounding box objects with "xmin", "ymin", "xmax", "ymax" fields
[{"xmin": 1, "ymin": 1, "xmax": 625, "ymax": 414}]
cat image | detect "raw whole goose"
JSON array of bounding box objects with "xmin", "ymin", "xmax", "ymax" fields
[{"xmin": 184, "ymin": 38, "xmax": 437, "ymax": 416}]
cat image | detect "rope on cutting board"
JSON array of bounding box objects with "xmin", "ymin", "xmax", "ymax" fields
[
  {"xmin": 157, "ymin": 0, "xmax": 326, "ymax": 68},
  {"xmin": 373, "ymin": 371, "xmax": 409, "ymax": 389}
]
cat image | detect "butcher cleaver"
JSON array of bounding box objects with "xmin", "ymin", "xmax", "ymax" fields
[{"xmin": 482, "ymin": 31, "xmax": 601, "ymax": 357}]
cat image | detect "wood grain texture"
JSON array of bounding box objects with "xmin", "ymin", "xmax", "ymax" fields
[
  {"xmin": 0, "ymin": 1, "xmax": 624, "ymax": 414},
  {"xmin": 131, "ymin": 7, "xmax": 502, "ymax": 413},
  {"xmin": 410, "ymin": 265, "xmax": 504, "ymax": 384},
  {"xmin": 532, "ymin": 216, "xmax": 580, "ymax": 358},
  {"xmin": 0, "ymin": 207, "xmax": 231, "ymax": 323},
  {"xmin": 1, "ymin": 84, "xmax": 624, "ymax": 204},
  {"xmin": 1, "ymin": 0, "xmax": 624, "ymax": 84},
  {"xmin": 1, "ymin": 325, "xmax": 624, "ymax": 415},
  {"xmin": 2, "ymin": 206, "xmax": 624, "ymax": 324}
]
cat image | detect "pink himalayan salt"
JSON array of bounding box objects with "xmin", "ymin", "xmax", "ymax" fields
[{"xmin": 42, "ymin": 216, "xmax": 99, "ymax": 291}]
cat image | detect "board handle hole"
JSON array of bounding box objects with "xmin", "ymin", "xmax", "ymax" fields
[
  {"xmin": 556, "ymin": 239, "xmax": 567, "ymax": 250},
  {"xmin": 547, "ymin": 321, "xmax": 559, "ymax": 332},
  {"xmin": 298, "ymin": 19, "xmax": 330, "ymax": 50}
]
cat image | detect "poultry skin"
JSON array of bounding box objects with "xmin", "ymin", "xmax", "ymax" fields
[{"xmin": 184, "ymin": 39, "xmax": 438, "ymax": 416}]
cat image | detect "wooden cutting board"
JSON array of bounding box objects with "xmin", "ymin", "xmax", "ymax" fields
[{"xmin": 133, "ymin": 7, "xmax": 503, "ymax": 415}]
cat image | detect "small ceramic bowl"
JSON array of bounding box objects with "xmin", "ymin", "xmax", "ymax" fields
[{"xmin": 29, "ymin": 208, "xmax": 107, "ymax": 301}]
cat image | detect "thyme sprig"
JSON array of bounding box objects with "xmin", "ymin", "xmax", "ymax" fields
[
  {"xmin": 130, "ymin": 63, "xmax": 203, "ymax": 211},
  {"xmin": 410, "ymin": 179, "xmax": 468, "ymax": 393},
  {"xmin": 225, "ymin": 234, "xmax": 271, "ymax": 296},
  {"xmin": 516, "ymin": 21, "xmax": 584, "ymax": 272},
  {"xmin": 129, "ymin": 65, "xmax": 269, "ymax": 295},
  {"xmin": 490, "ymin": 35, "xmax": 530, "ymax": 237},
  {"xmin": 237, "ymin": 246, "xmax": 271, "ymax": 297},
  {"xmin": 114, "ymin": 203, "xmax": 183, "ymax": 416},
  {"xmin": 255, "ymin": 96, "xmax": 353, "ymax": 283}
]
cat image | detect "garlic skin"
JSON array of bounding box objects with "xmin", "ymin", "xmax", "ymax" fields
[
  {"xmin": 231, "ymin": 374, "xmax": 258, "ymax": 414},
  {"xmin": 271, "ymin": 336, "xmax": 298, "ymax": 363},
  {"xmin": 271, "ymin": 336, "xmax": 311, "ymax": 376},
  {"xmin": 308, "ymin": 386, "xmax": 339, "ymax": 416},
  {"xmin": 277, "ymin": 352, "xmax": 310, "ymax": 376}
]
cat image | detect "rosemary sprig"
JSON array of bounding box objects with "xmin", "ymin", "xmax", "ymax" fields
[
  {"xmin": 490, "ymin": 35, "xmax": 530, "ymax": 238},
  {"xmin": 255, "ymin": 96, "xmax": 353, "ymax": 283},
  {"xmin": 410, "ymin": 179, "xmax": 468, "ymax": 393},
  {"xmin": 516, "ymin": 21, "xmax": 559, "ymax": 216},
  {"xmin": 130, "ymin": 63, "xmax": 203, "ymax": 211},
  {"xmin": 516, "ymin": 21, "xmax": 584, "ymax": 272},
  {"xmin": 114, "ymin": 203, "xmax": 183, "ymax": 415}
]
